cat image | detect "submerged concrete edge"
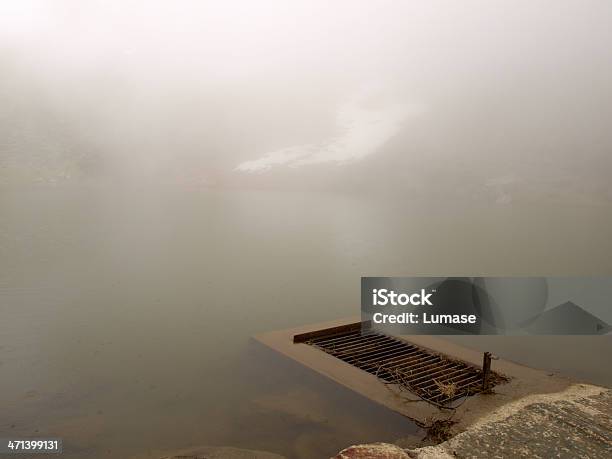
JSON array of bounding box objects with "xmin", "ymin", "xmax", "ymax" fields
[{"xmin": 254, "ymin": 317, "xmax": 586, "ymax": 434}]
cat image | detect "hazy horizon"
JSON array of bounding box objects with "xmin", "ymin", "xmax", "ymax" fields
[{"xmin": 1, "ymin": 1, "xmax": 611, "ymax": 204}]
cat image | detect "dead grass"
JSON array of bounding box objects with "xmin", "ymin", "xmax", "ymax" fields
[
  {"xmin": 424, "ymin": 418, "xmax": 456, "ymax": 443},
  {"xmin": 433, "ymin": 379, "xmax": 458, "ymax": 399}
]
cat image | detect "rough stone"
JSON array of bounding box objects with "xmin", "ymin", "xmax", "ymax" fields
[
  {"xmin": 333, "ymin": 442, "xmax": 410, "ymax": 459},
  {"xmin": 409, "ymin": 384, "xmax": 612, "ymax": 459},
  {"xmin": 332, "ymin": 385, "xmax": 612, "ymax": 458}
]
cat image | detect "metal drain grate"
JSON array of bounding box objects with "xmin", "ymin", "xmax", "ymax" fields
[{"xmin": 295, "ymin": 323, "xmax": 500, "ymax": 407}]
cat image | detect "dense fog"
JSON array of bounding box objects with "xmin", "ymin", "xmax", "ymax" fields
[
  {"xmin": 2, "ymin": 4, "xmax": 612, "ymax": 457},
  {"xmin": 2, "ymin": 0, "xmax": 611, "ymax": 202}
]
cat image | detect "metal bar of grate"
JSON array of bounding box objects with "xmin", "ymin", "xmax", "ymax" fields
[{"xmin": 300, "ymin": 326, "xmax": 502, "ymax": 407}]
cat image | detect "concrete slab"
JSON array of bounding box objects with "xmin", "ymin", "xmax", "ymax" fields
[{"xmin": 254, "ymin": 317, "xmax": 576, "ymax": 435}]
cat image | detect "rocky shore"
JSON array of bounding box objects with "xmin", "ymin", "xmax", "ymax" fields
[
  {"xmin": 334, "ymin": 384, "xmax": 612, "ymax": 459},
  {"xmin": 153, "ymin": 384, "xmax": 610, "ymax": 459}
]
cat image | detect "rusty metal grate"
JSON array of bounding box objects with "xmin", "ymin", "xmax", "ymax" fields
[{"xmin": 295, "ymin": 323, "xmax": 500, "ymax": 408}]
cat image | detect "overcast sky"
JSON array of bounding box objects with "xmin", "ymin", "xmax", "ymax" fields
[{"xmin": 1, "ymin": 1, "xmax": 611, "ymax": 197}]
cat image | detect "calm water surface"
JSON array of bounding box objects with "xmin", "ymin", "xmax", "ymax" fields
[{"xmin": 1, "ymin": 185, "xmax": 611, "ymax": 458}]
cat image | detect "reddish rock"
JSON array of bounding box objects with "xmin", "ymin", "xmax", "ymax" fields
[{"xmin": 333, "ymin": 443, "xmax": 410, "ymax": 459}]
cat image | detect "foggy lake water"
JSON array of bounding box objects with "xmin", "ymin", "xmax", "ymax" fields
[
  {"xmin": 2, "ymin": 1, "xmax": 612, "ymax": 457},
  {"xmin": 1, "ymin": 184, "xmax": 611, "ymax": 458}
]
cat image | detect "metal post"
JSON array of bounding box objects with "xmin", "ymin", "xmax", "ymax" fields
[{"xmin": 482, "ymin": 351, "xmax": 492, "ymax": 391}]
